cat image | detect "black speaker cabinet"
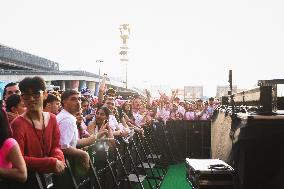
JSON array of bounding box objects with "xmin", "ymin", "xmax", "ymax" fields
[
  {"xmin": 233, "ymin": 115, "xmax": 284, "ymax": 189},
  {"xmin": 188, "ymin": 121, "xmax": 211, "ymax": 159},
  {"xmin": 221, "ymin": 96, "xmax": 229, "ymax": 106}
]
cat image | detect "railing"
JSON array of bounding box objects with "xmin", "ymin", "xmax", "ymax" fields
[
  {"xmin": 0, "ymin": 69, "xmax": 100, "ymax": 77},
  {"xmin": 1, "ymin": 120, "xmax": 212, "ymax": 189},
  {"xmin": 0, "ymin": 44, "xmax": 59, "ymax": 71},
  {"xmin": 154, "ymin": 120, "xmax": 212, "ymax": 163}
]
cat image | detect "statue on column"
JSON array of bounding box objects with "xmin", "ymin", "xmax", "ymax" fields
[{"xmin": 120, "ymin": 24, "xmax": 130, "ymax": 48}]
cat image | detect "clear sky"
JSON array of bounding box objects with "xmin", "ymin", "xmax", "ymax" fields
[{"xmin": 1, "ymin": 0, "xmax": 284, "ymax": 97}]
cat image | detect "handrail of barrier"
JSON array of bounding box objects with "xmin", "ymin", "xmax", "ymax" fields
[{"xmin": 5, "ymin": 120, "xmax": 211, "ymax": 189}]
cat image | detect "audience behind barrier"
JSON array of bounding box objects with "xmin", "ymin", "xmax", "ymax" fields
[
  {"xmin": 2, "ymin": 74, "xmax": 218, "ymax": 188},
  {"xmin": 155, "ymin": 94, "xmax": 217, "ymax": 122}
]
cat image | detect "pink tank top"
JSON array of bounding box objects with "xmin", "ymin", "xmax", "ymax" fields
[{"xmin": 0, "ymin": 138, "xmax": 17, "ymax": 168}]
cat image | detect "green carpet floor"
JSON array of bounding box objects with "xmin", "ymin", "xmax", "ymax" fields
[
  {"xmin": 160, "ymin": 163, "xmax": 192, "ymax": 189},
  {"xmin": 133, "ymin": 163, "xmax": 192, "ymax": 189}
]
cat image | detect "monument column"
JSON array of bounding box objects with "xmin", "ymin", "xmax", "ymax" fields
[{"xmin": 70, "ymin": 80, "xmax": 79, "ymax": 91}]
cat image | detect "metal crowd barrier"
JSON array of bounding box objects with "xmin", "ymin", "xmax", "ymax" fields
[
  {"xmin": 3, "ymin": 120, "xmax": 211, "ymax": 189},
  {"xmin": 153, "ymin": 120, "xmax": 212, "ymax": 164}
]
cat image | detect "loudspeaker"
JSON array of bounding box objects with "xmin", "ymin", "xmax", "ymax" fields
[
  {"xmin": 188, "ymin": 121, "xmax": 211, "ymax": 159},
  {"xmin": 233, "ymin": 116, "xmax": 284, "ymax": 189},
  {"xmin": 259, "ymin": 86, "xmax": 272, "ymax": 113},
  {"xmin": 277, "ymin": 97, "xmax": 284, "ymax": 110},
  {"xmin": 221, "ymin": 96, "xmax": 229, "ymax": 106}
]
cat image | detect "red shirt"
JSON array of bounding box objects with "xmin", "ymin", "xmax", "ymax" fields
[{"xmin": 11, "ymin": 113, "xmax": 64, "ymax": 173}]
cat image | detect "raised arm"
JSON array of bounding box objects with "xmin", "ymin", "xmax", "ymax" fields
[{"xmin": 98, "ymin": 74, "xmax": 107, "ymax": 104}]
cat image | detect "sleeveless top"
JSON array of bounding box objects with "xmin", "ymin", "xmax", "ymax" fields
[{"xmin": 0, "ymin": 138, "xmax": 17, "ymax": 168}]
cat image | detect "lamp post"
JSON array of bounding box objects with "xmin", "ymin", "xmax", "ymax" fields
[{"xmin": 96, "ymin": 60, "xmax": 103, "ymax": 84}]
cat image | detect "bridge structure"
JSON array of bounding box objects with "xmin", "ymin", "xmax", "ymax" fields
[{"xmin": 0, "ymin": 44, "xmax": 143, "ymax": 96}]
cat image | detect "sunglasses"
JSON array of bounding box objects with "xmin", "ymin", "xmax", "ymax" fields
[{"xmin": 21, "ymin": 91, "xmax": 43, "ymax": 100}]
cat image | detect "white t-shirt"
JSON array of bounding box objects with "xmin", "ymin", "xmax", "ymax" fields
[
  {"xmin": 108, "ymin": 114, "xmax": 119, "ymax": 131},
  {"xmin": 178, "ymin": 105, "xmax": 185, "ymax": 116},
  {"xmin": 185, "ymin": 111, "xmax": 196, "ymax": 120},
  {"xmin": 57, "ymin": 109, "xmax": 78, "ymax": 149},
  {"xmin": 133, "ymin": 111, "xmax": 143, "ymax": 126},
  {"xmin": 156, "ymin": 107, "xmax": 170, "ymax": 121}
]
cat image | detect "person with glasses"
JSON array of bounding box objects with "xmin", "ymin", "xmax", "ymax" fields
[{"xmin": 11, "ymin": 77, "xmax": 66, "ymax": 187}]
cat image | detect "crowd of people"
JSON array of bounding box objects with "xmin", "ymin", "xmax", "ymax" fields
[{"xmin": 0, "ymin": 75, "xmax": 218, "ymax": 188}]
